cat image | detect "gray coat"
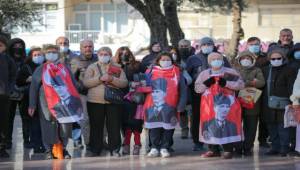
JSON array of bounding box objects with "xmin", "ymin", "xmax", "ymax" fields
[{"xmin": 0, "ymin": 53, "xmax": 16, "ymax": 96}]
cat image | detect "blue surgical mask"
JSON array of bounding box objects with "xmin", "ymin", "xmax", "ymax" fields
[
  {"xmin": 98, "ymin": 55, "xmax": 111, "ymax": 64},
  {"xmin": 201, "ymin": 46, "xmax": 213, "ymax": 54},
  {"xmin": 248, "ymin": 45, "xmax": 260, "ymax": 54},
  {"xmin": 270, "ymin": 59, "xmax": 283, "ymax": 67},
  {"xmin": 294, "ymin": 51, "xmax": 300, "ymax": 60},
  {"xmin": 45, "ymin": 53, "xmax": 59, "ymax": 62},
  {"xmin": 210, "ymin": 59, "xmax": 223, "ymax": 68},
  {"xmin": 60, "ymin": 46, "xmax": 69, "ymax": 53},
  {"xmin": 32, "ymin": 55, "xmax": 45, "ymax": 65}
]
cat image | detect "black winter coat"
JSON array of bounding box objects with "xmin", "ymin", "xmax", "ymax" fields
[{"xmin": 261, "ymin": 64, "xmax": 295, "ymax": 123}]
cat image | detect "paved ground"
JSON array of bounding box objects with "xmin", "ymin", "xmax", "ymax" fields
[{"xmin": 1, "ymin": 115, "xmax": 300, "ymax": 170}]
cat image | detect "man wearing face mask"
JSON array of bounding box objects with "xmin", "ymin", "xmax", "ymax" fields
[
  {"xmin": 0, "ymin": 35, "xmax": 16, "ymax": 157},
  {"xmin": 246, "ymin": 37, "xmax": 270, "ymax": 148},
  {"xmin": 261, "ymin": 48, "xmax": 295, "ymax": 157},
  {"xmin": 7, "ymin": 38, "xmax": 28, "ymax": 149},
  {"xmin": 177, "ymin": 39, "xmax": 194, "ymax": 139},
  {"xmin": 70, "ymin": 39, "xmax": 97, "ymax": 149},
  {"xmin": 141, "ymin": 42, "xmax": 162, "ymax": 73},
  {"xmin": 56, "ymin": 36, "xmax": 78, "ymax": 67},
  {"xmin": 186, "ymin": 37, "xmax": 231, "ymax": 151},
  {"xmin": 246, "ymin": 37, "xmax": 269, "ymax": 68}
]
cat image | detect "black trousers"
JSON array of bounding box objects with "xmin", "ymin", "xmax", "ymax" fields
[
  {"xmin": 191, "ymin": 93, "xmax": 202, "ymax": 145},
  {"xmin": 258, "ymin": 112, "xmax": 269, "ymax": 144},
  {"xmin": 30, "ymin": 111, "xmax": 43, "ymax": 149},
  {"xmin": 209, "ymin": 143, "xmax": 234, "ymax": 153},
  {"xmin": 0, "ymin": 95, "xmax": 9, "ymax": 150},
  {"xmin": 8, "ymin": 98, "xmax": 31, "ymax": 145},
  {"xmin": 87, "ymin": 102, "xmax": 121, "ymax": 153},
  {"xmin": 243, "ymin": 114, "xmax": 259, "ymax": 151},
  {"xmin": 149, "ymin": 128, "xmax": 174, "ymax": 150}
]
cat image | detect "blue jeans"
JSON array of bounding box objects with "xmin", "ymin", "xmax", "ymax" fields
[{"xmin": 267, "ymin": 123, "xmax": 290, "ymax": 153}]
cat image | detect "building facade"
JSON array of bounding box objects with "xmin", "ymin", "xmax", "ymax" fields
[{"xmin": 13, "ymin": 0, "xmax": 300, "ymax": 52}]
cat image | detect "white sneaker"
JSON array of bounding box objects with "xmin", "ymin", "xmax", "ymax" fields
[
  {"xmin": 160, "ymin": 149, "xmax": 170, "ymax": 158},
  {"xmin": 147, "ymin": 148, "xmax": 159, "ymax": 157}
]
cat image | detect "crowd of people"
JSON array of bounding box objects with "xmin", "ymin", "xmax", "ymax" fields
[{"xmin": 0, "ymin": 28, "xmax": 300, "ymax": 160}]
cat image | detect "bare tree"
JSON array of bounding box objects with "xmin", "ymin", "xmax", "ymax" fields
[{"xmin": 125, "ymin": 0, "xmax": 184, "ymax": 48}]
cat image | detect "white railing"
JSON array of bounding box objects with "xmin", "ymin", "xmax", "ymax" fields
[{"xmin": 65, "ymin": 31, "xmax": 101, "ymax": 44}]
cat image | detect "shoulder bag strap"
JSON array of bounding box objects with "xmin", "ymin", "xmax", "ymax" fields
[
  {"xmin": 267, "ymin": 65, "xmax": 272, "ymax": 97},
  {"xmin": 96, "ymin": 63, "xmax": 103, "ymax": 77}
]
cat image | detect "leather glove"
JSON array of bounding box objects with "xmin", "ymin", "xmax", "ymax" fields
[
  {"xmin": 218, "ymin": 77, "xmax": 227, "ymax": 87},
  {"xmin": 203, "ymin": 77, "xmax": 215, "ymax": 87}
]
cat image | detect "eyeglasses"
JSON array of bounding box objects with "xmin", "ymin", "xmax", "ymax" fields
[{"xmin": 271, "ymin": 58, "xmax": 282, "ymax": 61}]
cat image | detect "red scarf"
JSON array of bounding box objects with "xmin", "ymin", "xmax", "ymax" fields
[{"xmin": 42, "ymin": 63, "xmax": 83, "ymax": 123}]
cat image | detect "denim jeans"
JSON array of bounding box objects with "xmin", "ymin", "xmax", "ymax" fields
[{"xmin": 267, "ymin": 123, "xmax": 290, "ymax": 153}]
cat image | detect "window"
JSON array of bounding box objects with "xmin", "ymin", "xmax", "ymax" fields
[
  {"xmin": 259, "ymin": 7, "xmax": 300, "ymax": 27},
  {"xmin": 24, "ymin": 3, "xmax": 58, "ymax": 32},
  {"xmin": 73, "ymin": 3, "xmax": 128, "ymax": 34}
]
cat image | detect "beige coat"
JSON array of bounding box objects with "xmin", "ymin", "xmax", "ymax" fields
[{"xmin": 83, "ymin": 61, "xmax": 128, "ymax": 104}]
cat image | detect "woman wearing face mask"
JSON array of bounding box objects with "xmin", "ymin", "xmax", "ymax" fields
[
  {"xmin": 261, "ymin": 49, "xmax": 295, "ymax": 157},
  {"xmin": 186, "ymin": 37, "xmax": 231, "ymax": 152},
  {"xmin": 145, "ymin": 52, "xmax": 187, "ymax": 158},
  {"xmin": 235, "ymin": 51, "xmax": 265, "ymax": 156},
  {"xmin": 113, "ymin": 46, "xmax": 143, "ymax": 155},
  {"xmin": 83, "ymin": 47, "xmax": 128, "ymax": 157},
  {"xmin": 140, "ymin": 42, "xmax": 162, "ymax": 73},
  {"xmin": 16, "ymin": 47, "xmax": 45, "ymax": 154},
  {"xmin": 194, "ymin": 52, "xmax": 244, "ymax": 159},
  {"xmin": 29, "ymin": 44, "xmax": 82, "ymax": 159}
]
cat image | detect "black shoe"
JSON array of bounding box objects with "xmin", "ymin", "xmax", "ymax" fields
[
  {"xmin": 259, "ymin": 142, "xmax": 270, "ymax": 148},
  {"xmin": 63, "ymin": 149, "xmax": 71, "ymax": 159},
  {"xmin": 24, "ymin": 142, "xmax": 33, "ymax": 149},
  {"xmin": 0, "ymin": 149, "xmax": 9, "ymax": 158},
  {"xmin": 168, "ymin": 147, "xmax": 175, "ymax": 153},
  {"xmin": 110, "ymin": 150, "xmax": 121, "ymax": 157},
  {"xmin": 265, "ymin": 150, "xmax": 279, "ymax": 156},
  {"xmin": 34, "ymin": 147, "xmax": 45, "ymax": 154},
  {"xmin": 280, "ymin": 152, "xmax": 288, "ymax": 157},
  {"xmin": 45, "ymin": 150, "xmax": 53, "ymax": 160},
  {"xmin": 192, "ymin": 143, "xmax": 203, "ymax": 151},
  {"xmin": 289, "ymin": 151, "xmax": 300, "ymax": 157},
  {"xmin": 244, "ymin": 150, "xmax": 253, "ymax": 156}
]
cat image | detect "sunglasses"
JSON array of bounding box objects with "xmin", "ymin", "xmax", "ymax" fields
[{"xmin": 271, "ymin": 57, "xmax": 282, "ymax": 61}]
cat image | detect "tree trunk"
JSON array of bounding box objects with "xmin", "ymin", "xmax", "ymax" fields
[
  {"xmin": 227, "ymin": 0, "xmax": 243, "ymax": 63},
  {"xmin": 163, "ymin": 0, "xmax": 185, "ymax": 47},
  {"xmin": 125, "ymin": 0, "xmax": 168, "ymax": 48}
]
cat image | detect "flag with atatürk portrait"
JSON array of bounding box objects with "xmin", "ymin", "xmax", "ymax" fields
[{"xmin": 200, "ymin": 76, "xmax": 242, "ymax": 145}]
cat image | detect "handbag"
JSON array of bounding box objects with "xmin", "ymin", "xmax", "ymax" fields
[
  {"xmin": 267, "ymin": 66, "xmax": 290, "ymax": 109},
  {"xmin": 96, "ymin": 64, "xmax": 126, "ymax": 104}
]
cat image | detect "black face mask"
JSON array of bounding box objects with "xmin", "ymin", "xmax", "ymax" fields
[
  {"xmin": 13, "ymin": 48, "xmax": 24, "ymax": 57},
  {"xmin": 121, "ymin": 54, "xmax": 130, "ymax": 63},
  {"xmin": 179, "ymin": 48, "xmax": 190, "ymax": 59}
]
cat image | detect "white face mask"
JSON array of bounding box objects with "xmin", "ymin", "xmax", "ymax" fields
[
  {"xmin": 60, "ymin": 46, "xmax": 69, "ymax": 53},
  {"xmin": 45, "ymin": 53, "xmax": 59, "ymax": 62},
  {"xmin": 159, "ymin": 60, "xmax": 172, "ymax": 68},
  {"xmin": 32, "ymin": 55, "xmax": 45, "ymax": 65},
  {"xmin": 172, "ymin": 54, "xmax": 177, "ymax": 61},
  {"xmin": 240, "ymin": 59, "xmax": 252, "ymax": 67},
  {"xmin": 270, "ymin": 59, "xmax": 283, "ymax": 67},
  {"xmin": 98, "ymin": 55, "xmax": 111, "ymax": 64}
]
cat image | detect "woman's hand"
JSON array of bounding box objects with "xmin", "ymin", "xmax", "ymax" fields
[
  {"xmin": 203, "ymin": 77, "xmax": 215, "ymax": 87},
  {"xmin": 26, "ymin": 76, "xmax": 32, "ymax": 83},
  {"xmin": 28, "ymin": 108, "xmax": 35, "ymax": 117},
  {"xmin": 100, "ymin": 74, "xmax": 113, "ymax": 83}
]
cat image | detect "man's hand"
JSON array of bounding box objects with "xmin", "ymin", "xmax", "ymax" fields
[{"xmin": 203, "ymin": 77, "xmax": 215, "ymax": 87}]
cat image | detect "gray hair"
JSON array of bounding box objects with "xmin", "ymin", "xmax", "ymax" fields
[{"xmin": 98, "ymin": 46, "xmax": 112, "ymax": 55}]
